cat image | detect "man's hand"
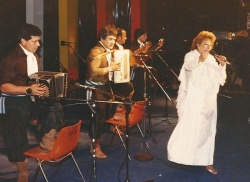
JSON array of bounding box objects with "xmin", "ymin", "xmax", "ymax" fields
[
  {"xmin": 110, "ymin": 62, "xmax": 121, "ymax": 71},
  {"xmin": 30, "ymin": 83, "xmax": 48, "ymax": 96}
]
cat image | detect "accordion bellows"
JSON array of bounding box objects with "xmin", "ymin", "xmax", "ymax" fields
[{"xmin": 28, "ymin": 71, "xmax": 68, "ymax": 98}]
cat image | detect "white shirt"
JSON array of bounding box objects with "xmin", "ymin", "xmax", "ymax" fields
[
  {"xmin": 116, "ymin": 42, "xmax": 124, "ymax": 50},
  {"xmin": 19, "ymin": 44, "xmax": 38, "ymax": 76},
  {"xmin": 99, "ymin": 41, "xmax": 113, "ymax": 81},
  {"xmin": 137, "ymin": 39, "xmax": 145, "ymax": 48}
]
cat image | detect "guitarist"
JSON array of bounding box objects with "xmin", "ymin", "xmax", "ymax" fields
[
  {"xmin": 130, "ymin": 28, "xmax": 164, "ymax": 64},
  {"xmin": 130, "ymin": 28, "xmax": 164, "ymax": 101}
]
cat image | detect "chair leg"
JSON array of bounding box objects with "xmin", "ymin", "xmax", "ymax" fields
[
  {"xmin": 38, "ymin": 161, "xmax": 49, "ymax": 182},
  {"xmin": 115, "ymin": 125, "xmax": 131, "ymax": 160},
  {"xmin": 70, "ymin": 153, "xmax": 86, "ymax": 182},
  {"xmin": 108, "ymin": 125, "xmax": 131, "ymax": 160},
  {"xmin": 136, "ymin": 124, "xmax": 149, "ymax": 149}
]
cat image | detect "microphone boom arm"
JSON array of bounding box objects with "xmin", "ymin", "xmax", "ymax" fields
[
  {"xmin": 75, "ymin": 83, "xmax": 129, "ymax": 101},
  {"xmin": 155, "ymin": 51, "xmax": 178, "ymax": 80},
  {"xmin": 68, "ymin": 44, "xmax": 86, "ymax": 63},
  {"xmin": 141, "ymin": 61, "xmax": 172, "ymax": 103}
]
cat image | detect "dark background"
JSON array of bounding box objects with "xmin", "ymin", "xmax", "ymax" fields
[{"xmin": 1, "ymin": 0, "xmax": 250, "ymax": 83}]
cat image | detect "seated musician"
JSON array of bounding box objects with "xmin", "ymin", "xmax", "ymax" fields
[
  {"xmin": 130, "ymin": 28, "xmax": 164, "ymax": 101},
  {"xmin": 107, "ymin": 28, "xmax": 134, "ymax": 135},
  {"xmin": 32, "ymin": 99, "xmax": 66, "ymax": 151}
]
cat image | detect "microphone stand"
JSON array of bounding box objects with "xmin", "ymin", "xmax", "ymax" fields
[
  {"xmin": 83, "ymin": 86, "xmax": 132, "ymax": 182},
  {"xmin": 123, "ymin": 101, "xmax": 132, "ymax": 182},
  {"xmin": 87, "ymin": 96, "xmax": 97, "ymax": 182},
  {"xmin": 134, "ymin": 59, "xmax": 154, "ymax": 162},
  {"xmin": 141, "ymin": 60, "xmax": 175, "ymax": 136},
  {"xmin": 153, "ymin": 51, "xmax": 178, "ymax": 126},
  {"xmin": 80, "ymin": 85, "xmax": 127, "ymax": 101},
  {"xmin": 61, "ymin": 43, "xmax": 86, "ymax": 93},
  {"xmin": 84, "ymin": 86, "xmax": 108, "ymax": 182},
  {"xmin": 67, "ymin": 43, "xmax": 86, "ymax": 63},
  {"xmin": 155, "ymin": 51, "xmax": 178, "ymax": 79}
]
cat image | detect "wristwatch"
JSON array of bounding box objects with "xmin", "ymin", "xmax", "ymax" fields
[{"xmin": 25, "ymin": 87, "xmax": 33, "ymax": 95}]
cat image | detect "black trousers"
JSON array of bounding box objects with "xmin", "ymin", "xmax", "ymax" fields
[
  {"xmin": 110, "ymin": 81, "xmax": 134, "ymax": 101},
  {"xmin": 35, "ymin": 101, "xmax": 65, "ymax": 134},
  {"xmin": 88, "ymin": 84, "xmax": 113, "ymax": 139},
  {"xmin": 131, "ymin": 67, "xmax": 155, "ymax": 101},
  {"xmin": 0, "ymin": 96, "xmax": 31, "ymax": 162}
]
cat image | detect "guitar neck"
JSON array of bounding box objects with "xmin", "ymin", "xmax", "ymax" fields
[{"xmin": 148, "ymin": 39, "xmax": 164, "ymax": 52}]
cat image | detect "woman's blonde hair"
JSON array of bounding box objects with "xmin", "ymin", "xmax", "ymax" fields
[{"xmin": 190, "ymin": 31, "xmax": 216, "ymax": 50}]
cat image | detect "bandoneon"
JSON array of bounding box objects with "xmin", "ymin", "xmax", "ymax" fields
[
  {"xmin": 28, "ymin": 71, "xmax": 68, "ymax": 98},
  {"xmin": 113, "ymin": 49, "xmax": 130, "ymax": 83}
]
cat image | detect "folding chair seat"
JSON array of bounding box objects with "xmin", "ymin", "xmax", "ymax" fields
[{"xmin": 24, "ymin": 120, "xmax": 85, "ymax": 182}]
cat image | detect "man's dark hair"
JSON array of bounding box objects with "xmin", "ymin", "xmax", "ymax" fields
[
  {"xmin": 98, "ymin": 24, "xmax": 117, "ymax": 40},
  {"xmin": 16, "ymin": 23, "xmax": 42, "ymax": 42},
  {"xmin": 116, "ymin": 28, "xmax": 125, "ymax": 38},
  {"xmin": 134, "ymin": 28, "xmax": 146, "ymax": 40}
]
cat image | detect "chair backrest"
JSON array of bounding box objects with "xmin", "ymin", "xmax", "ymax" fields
[
  {"xmin": 49, "ymin": 120, "xmax": 82, "ymax": 160},
  {"xmin": 128, "ymin": 101, "xmax": 145, "ymax": 127}
]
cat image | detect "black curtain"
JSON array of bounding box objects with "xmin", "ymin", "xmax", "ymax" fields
[
  {"xmin": 0, "ymin": 0, "xmax": 26, "ymax": 60},
  {"xmin": 77, "ymin": 0, "xmax": 132, "ymax": 83},
  {"xmin": 114, "ymin": 0, "xmax": 131, "ymax": 48},
  {"xmin": 78, "ymin": 0, "xmax": 97, "ymax": 85},
  {"xmin": 44, "ymin": 0, "xmax": 59, "ymax": 71}
]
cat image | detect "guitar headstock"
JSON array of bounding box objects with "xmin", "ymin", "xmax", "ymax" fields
[
  {"xmin": 159, "ymin": 38, "xmax": 164, "ymax": 43},
  {"xmin": 158, "ymin": 38, "xmax": 164, "ymax": 47}
]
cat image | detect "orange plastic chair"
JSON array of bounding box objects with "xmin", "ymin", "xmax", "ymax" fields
[
  {"xmin": 107, "ymin": 101, "xmax": 149, "ymax": 159},
  {"xmin": 24, "ymin": 120, "xmax": 85, "ymax": 182}
]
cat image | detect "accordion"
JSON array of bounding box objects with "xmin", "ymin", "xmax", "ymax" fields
[
  {"xmin": 113, "ymin": 49, "xmax": 130, "ymax": 83},
  {"xmin": 28, "ymin": 71, "xmax": 68, "ymax": 98}
]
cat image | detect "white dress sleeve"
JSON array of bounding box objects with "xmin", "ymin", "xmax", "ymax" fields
[
  {"xmin": 176, "ymin": 50, "xmax": 227, "ymax": 119},
  {"xmin": 176, "ymin": 50, "xmax": 200, "ymax": 118}
]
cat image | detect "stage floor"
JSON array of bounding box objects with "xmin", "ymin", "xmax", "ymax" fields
[{"xmin": 1, "ymin": 89, "xmax": 250, "ymax": 182}]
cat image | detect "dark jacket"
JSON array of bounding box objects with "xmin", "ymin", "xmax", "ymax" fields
[
  {"xmin": 86, "ymin": 42, "xmax": 109, "ymax": 84},
  {"xmin": 0, "ymin": 45, "xmax": 41, "ymax": 86}
]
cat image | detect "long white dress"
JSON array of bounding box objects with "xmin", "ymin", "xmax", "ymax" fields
[{"xmin": 167, "ymin": 49, "xmax": 227, "ymax": 165}]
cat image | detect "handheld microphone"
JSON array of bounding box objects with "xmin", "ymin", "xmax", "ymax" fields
[
  {"xmin": 74, "ymin": 82, "xmax": 95, "ymax": 90},
  {"xmin": 133, "ymin": 63, "xmax": 153, "ymax": 69},
  {"xmin": 210, "ymin": 50, "xmax": 230, "ymax": 65},
  {"xmin": 61, "ymin": 41, "xmax": 76, "ymax": 46},
  {"xmin": 240, "ymin": 0, "xmax": 245, "ymax": 7}
]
